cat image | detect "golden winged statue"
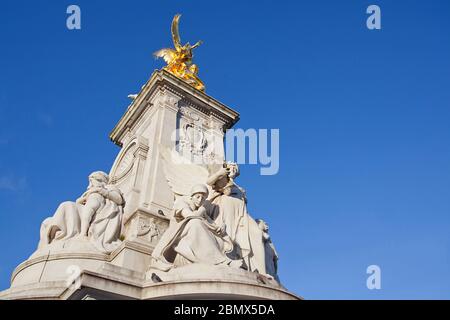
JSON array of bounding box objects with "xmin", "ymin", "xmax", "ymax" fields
[{"xmin": 154, "ymin": 14, "xmax": 205, "ymax": 91}]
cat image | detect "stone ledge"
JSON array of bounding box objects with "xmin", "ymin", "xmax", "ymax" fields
[
  {"xmin": 62, "ymin": 267, "xmax": 301, "ymax": 300},
  {"xmin": 11, "ymin": 251, "xmax": 109, "ymax": 286},
  {"xmin": 0, "ymin": 281, "xmax": 69, "ymax": 300},
  {"xmin": 3, "ymin": 261, "xmax": 302, "ymax": 300},
  {"xmin": 110, "ymin": 69, "xmax": 240, "ymax": 146}
]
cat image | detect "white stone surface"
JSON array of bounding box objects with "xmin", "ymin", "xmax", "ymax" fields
[
  {"xmin": 37, "ymin": 171, "xmax": 124, "ymax": 255},
  {"xmin": 0, "ymin": 69, "xmax": 298, "ymax": 300},
  {"xmin": 2, "ymin": 261, "xmax": 301, "ymax": 300},
  {"xmin": 108, "ymin": 70, "xmax": 239, "ymax": 222}
]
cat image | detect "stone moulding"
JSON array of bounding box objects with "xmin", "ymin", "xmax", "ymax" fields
[
  {"xmin": 4, "ymin": 252, "xmax": 302, "ymax": 300},
  {"xmin": 109, "ymin": 69, "xmax": 240, "ymax": 147},
  {"xmin": 59, "ymin": 268, "xmax": 303, "ymax": 300}
]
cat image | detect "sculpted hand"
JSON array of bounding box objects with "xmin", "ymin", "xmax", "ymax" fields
[
  {"xmin": 76, "ymin": 197, "xmax": 86, "ymax": 205},
  {"xmin": 217, "ymin": 167, "xmax": 230, "ymax": 177},
  {"xmin": 196, "ymin": 206, "xmax": 207, "ymax": 217},
  {"xmin": 88, "ymin": 187, "xmax": 107, "ymax": 196},
  {"xmin": 216, "ymin": 223, "xmax": 226, "ymax": 236}
]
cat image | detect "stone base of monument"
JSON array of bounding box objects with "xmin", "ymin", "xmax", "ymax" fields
[
  {"xmin": 143, "ymin": 263, "xmax": 299, "ymax": 300},
  {"xmin": 0, "ymin": 239, "xmax": 301, "ymax": 300}
]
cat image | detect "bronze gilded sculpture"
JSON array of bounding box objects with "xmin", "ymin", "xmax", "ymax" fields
[{"xmin": 154, "ymin": 14, "xmax": 205, "ymax": 91}]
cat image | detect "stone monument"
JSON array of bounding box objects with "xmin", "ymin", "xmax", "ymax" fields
[{"xmin": 0, "ymin": 15, "xmax": 300, "ymax": 300}]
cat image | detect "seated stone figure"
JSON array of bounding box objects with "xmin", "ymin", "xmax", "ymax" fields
[
  {"xmin": 38, "ymin": 171, "xmax": 125, "ymax": 254},
  {"xmin": 151, "ymin": 184, "xmax": 244, "ymax": 271},
  {"xmin": 207, "ymin": 163, "xmax": 266, "ymax": 274}
]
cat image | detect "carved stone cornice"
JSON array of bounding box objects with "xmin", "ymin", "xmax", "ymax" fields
[{"xmin": 110, "ymin": 69, "xmax": 239, "ymax": 146}]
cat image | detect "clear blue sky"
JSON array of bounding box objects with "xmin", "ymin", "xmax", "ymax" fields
[{"xmin": 1, "ymin": 0, "xmax": 450, "ymax": 299}]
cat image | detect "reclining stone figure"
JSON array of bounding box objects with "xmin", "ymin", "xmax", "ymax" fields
[{"xmin": 38, "ymin": 171, "xmax": 124, "ymax": 254}]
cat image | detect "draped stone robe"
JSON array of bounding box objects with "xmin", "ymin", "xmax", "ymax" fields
[
  {"xmin": 38, "ymin": 185, "xmax": 124, "ymax": 254},
  {"xmin": 209, "ymin": 182, "xmax": 266, "ymax": 274},
  {"xmin": 151, "ymin": 197, "xmax": 232, "ymax": 271}
]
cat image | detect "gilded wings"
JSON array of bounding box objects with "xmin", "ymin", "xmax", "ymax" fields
[{"xmin": 154, "ymin": 14, "xmax": 205, "ymax": 91}]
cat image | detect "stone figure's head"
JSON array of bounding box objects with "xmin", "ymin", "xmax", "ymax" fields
[
  {"xmin": 190, "ymin": 184, "xmax": 209, "ymax": 208},
  {"xmin": 88, "ymin": 171, "xmax": 109, "ymax": 189},
  {"xmin": 226, "ymin": 162, "xmax": 240, "ymax": 179},
  {"xmin": 256, "ymin": 219, "xmax": 269, "ymax": 232}
]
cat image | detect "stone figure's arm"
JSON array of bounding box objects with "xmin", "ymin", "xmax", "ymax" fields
[
  {"xmin": 173, "ymin": 202, "xmax": 196, "ymax": 220},
  {"xmin": 81, "ymin": 187, "xmax": 103, "ymax": 198},
  {"xmin": 200, "ymin": 206, "xmax": 226, "ymax": 236},
  {"xmin": 103, "ymin": 188, "xmax": 125, "ymax": 206},
  {"xmin": 173, "ymin": 199, "xmax": 189, "ymax": 221},
  {"xmin": 215, "ymin": 223, "xmax": 227, "ymax": 236},
  {"xmin": 87, "ymin": 187, "xmax": 124, "ymax": 206},
  {"xmin": 206, "ymin": 167, "xmax": 229, "ymax": 187},
  {"xmin": 177, "ymin": 205, "xmax": 207, "ymax": 219},
  {"xmin": 179, "ymin": 207, "xmax": 196, "ymax": 218},
  {"xmin": 76, "ymin": 189, "xmax": 92, "ymax": 205},
  {"xmin": 239, "ymin": 185, "xmax": 248, "ymax": 203},
  {"xmin": 187, "ymin": 206, "xmax": 206, "ymax": 218},
  {"xmin": 269, "ymin": 242, "xmax": 279, "ymax": 260},
  {"xmin": 76, "ymin": 196, "xmax": 87, "ymax": 205},
  {"xmin": 204, "ymin": 213, "xmax": 215, "ymax": 225},
  {"xmin": 173, "ymin": 208, "xmax": 184, "ymax": 222},
  {"xmin": 196, "ymin": 206, "xmax": 207, "ymax": 217}
]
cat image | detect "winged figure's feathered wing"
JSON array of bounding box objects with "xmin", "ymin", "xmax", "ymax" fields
[
  {"xmin": 153, "ymin": 14, "xmax": 205, "ymax": 91},
  {"xmin": 171, "ymin": 14, "xmax": 182, "ymax": 51},
  {"xmin": 154, "ymin": 48, "xmax": 177, "ymax": 64},
  {"xmin": 159, "ymin": 145, "xmax": 211, "ymax": 198}
]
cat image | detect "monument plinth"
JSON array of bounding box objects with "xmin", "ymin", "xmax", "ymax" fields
[
  {"xmin": 0, "ymin": 15, "xmax": 300, "ymax": 300},
  {"xmin": 109, "ymin": 69, "xmax": 239, "ymax": 223}
]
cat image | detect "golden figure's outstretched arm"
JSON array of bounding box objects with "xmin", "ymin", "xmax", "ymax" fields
[
  {"xmin": 171, "ymin": 14, "xmax": 182, "ymax": 51},
  {"xmin": 191, "ymin": 40, "xmax": 203, "ymax": 50}
]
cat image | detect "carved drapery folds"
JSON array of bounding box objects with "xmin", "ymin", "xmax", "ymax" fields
[{"xmin": 37, "ymin": 171, "xmax": 125, "ymax": 255}]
